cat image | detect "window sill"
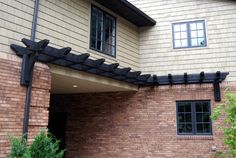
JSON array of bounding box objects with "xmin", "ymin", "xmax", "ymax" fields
[
  {"xmin": 177, "ymin": 135, "xmax": 213, "ymax": 140},
  {"xmin": 172, "ymin": 45, "xmax": 208, "ymax": 51},
  {"xmin": 87, "ymin": 49, "xmax": 117, "ymax": 62}
]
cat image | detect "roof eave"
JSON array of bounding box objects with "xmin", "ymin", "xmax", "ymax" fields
[{"xmin": 95, "ymin": 0, "xmax": 156, "ymax": 27}]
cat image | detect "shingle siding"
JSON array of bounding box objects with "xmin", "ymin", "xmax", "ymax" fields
[
  {"xmin": 36, "ymin": 0, "xmax": 140, "ymax": 70},
  {"xmin": 0, "ymin": 0, "xmax": 34, "ymax": 53},
  {"xmin": 0, "ymin": 0, "xmax": 140, "ymax": 70},
  {"xmin": 129, "ymin": 0, "xmax": 236, "ymax": 81}
]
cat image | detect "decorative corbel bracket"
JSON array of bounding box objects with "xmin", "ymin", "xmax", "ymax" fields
[{"xmin": 11, "ymin": 38, "xmax": 49, "ymax": 86}]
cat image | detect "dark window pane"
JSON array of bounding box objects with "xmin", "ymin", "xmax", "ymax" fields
[
  {"xmin": 97, "ymin": 31, "xmax": 102, "ymax": 41},
  {"xmin": 91, "ymin": 20, "xmax": 97, "ymax": 38},
  {"xmin": 203, "ymin": 102, "xmax": 210, "ymax": 112},
  {"xmin": 104, "ymin": 27, "xmax": 112, "ymax": 44},
  {"xmin": 105, "ymin": 27, "xmax": 109, "ymax": 38},
  {"xmin": 178, "ymin": 124, "xmax": 192, "ymax": 134},
  {"xmin": 178, "ymin": 124, "xmax": 185, "ymax": 133},
  {"xmin": 195, "ymin": 102, "xmax": 203, "ymax": 112},
  {"xmin": 91, "ymin": 28, "xmax": 96, "ymax": 37},
  {"xmin": 203, "ymin": 123, "xmax": 211, "ymax": 133},
  {"xmin": 185, "ymin": 114, "xmax": 192, "ymax": 122},
  {"xmin": 186, "ymin": 124, "xmax": 192, "ymax": 133},
  {"xmin": 196, "ymin": 123, "xmax": 204, "ymax": 133},
  {"xmin": 91, "ymin": 38, "xmax": 96, "ymax": 49},
  {"xmin": 196, "ymin": 113, "xmax": 203, "ymax": 122},
  {"xmin": 97, "ymin": 14, "xmax": 103, "ymax": 43},
  {"xmin": 98, "ymin": 11, "xmax": 103, "ymax": 21},
  {"xmin": 185, "ymin": 103, "xmax": 191, "ymax": 112},
  {"xmin": 91, "ymin": 9, "xmax": 97, "ymax": 20},
  {"xmin": 203, "ymin": 113, "xmax": 210, "ymax": 122},
  {"xmin": 178, "ymin": 105, "xmax": 184, "ymax": 112},
  {"xmin": 178, "ymin": 114, "xmax": 185, "ymax": 122},
  {"xmin": 91, "ymin": 7, "xmax": 103, "ymax": 51},
  {"xmin": 103, "ymin": 14, "xmax": 115, "ymax": 55},
  {"xmin": 96, "ymin": 41, "xmax": 102, "ymax": 50},
  {"xmin": 104, "ymin": 43, "xmax": 113, "ymax": 55}
]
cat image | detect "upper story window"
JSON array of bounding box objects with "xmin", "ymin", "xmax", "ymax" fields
[
  {"xmin": 90, "ymin": 6, "xmax": 116, "ymax": 57},
  {"xmin": 176, "ymin": 100, "xmax": 212, "ymax": 135},
  {"xmin": 172, "ymin": 20, "xmax": 207, "ymax": 48}
]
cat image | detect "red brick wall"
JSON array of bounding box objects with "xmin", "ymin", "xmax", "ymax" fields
[
  {"xmin": 0, "ymin": 54, "xmax": 51, "ymax": 157},
  {"xmin": 1, "ymin": 52, "xmax": 234, "ymax": 158},
  {"xmin": 52, "ymin": 83, "xmax": 235, "ymax": 158}
]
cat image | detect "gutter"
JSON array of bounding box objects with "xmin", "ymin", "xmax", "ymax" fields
[{"xmin": 22, "ymin": 0, "xmax": 40, "ymax": 139}]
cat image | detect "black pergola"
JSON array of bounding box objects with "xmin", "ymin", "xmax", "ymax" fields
[{"xmin": 11, "ymin": 38, "xmax": 228, "ymax": 102}]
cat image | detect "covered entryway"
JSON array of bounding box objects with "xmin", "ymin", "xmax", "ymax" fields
[{"xmin": 48, "ymin": 64, "xmax": 139, "ymax": 157}]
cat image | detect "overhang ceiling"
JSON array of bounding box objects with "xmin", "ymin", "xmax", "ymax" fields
[
  {"xmin": 95, "ymin": 0, "xmax": 156, "ymax": 26},
  {"xmin": 50, "ymin": 65, "xmax": 138, "ymax": 94}
]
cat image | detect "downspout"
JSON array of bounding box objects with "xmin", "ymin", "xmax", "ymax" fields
[
  {"xmin": 22, "ymin": 0, "xmax": 40, "ymax": 139},
  {"xmin": 30, "ymin": 0, "xmax": 39, "ymax": 41}
]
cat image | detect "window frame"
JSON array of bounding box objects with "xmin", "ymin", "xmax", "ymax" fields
[
  {"xmin": 89, "ymin": 5, "xmax": 117, "ymax": 58},
  {"xmin": 172, "ymin": 20, "xmax": 207, "ymax": 49},
  {"xmin": 176, "ymin": 100, "xmax": 212, "ymax": 135}
]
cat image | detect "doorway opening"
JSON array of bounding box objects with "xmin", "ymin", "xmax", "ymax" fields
[{"xmin": 48, "ymin": 111, "xmax": 67, "ymax": 152}]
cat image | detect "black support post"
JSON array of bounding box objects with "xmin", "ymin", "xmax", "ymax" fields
[
  {"xmin": 213, "ymin": 71, "xmax": 222, "ymax": 102},
  {"xmin": 213, "ymin": 81, "xmax": 221, "ymax": 102}
]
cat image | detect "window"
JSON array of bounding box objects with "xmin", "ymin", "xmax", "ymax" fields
[
  {"xmin": 176, "ymin": 101, "xmax": 212, "ymax": 135},
  {"xmin": 90, "ymin": 6, "xmax": 116, "ymax": 57},
  {"xmin": 172, "ymin": 20, "xmax": 206, "ymax": 48}
]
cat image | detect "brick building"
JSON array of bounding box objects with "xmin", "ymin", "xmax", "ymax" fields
[{"xmin": 0, "ymin": 0, "xmax": 236, "ymax": 157}]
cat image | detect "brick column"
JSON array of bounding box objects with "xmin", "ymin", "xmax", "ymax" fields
[{"xmin": 0, "ymin": 53, "xmax": 51, "ymax": 157}]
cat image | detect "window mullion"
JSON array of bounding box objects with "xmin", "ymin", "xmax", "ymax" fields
[
  {"xmin": 203, "ymin": 21, "xmax": 207, "ymax": 47},
  {"xmin": 95, "ymin": 11, "xmax": 98, "ymax": 50},
  {"xmin": 209, "ymin": 101, "xmax": 213, "ymax": 134},
  {"xmin": 176, "ymin": 104, "xmax": 179, "ymax": 134},
  {"xmin": 102, "ymin": 13, "xmax": 105, "ymax": 53},
  {"xmin": 187, "ymin": 22, "xmax": 191, "ymax": 47},
  {"xmin": 192, "ymin": 102, "xmax": 196, "ymax": 134}
]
